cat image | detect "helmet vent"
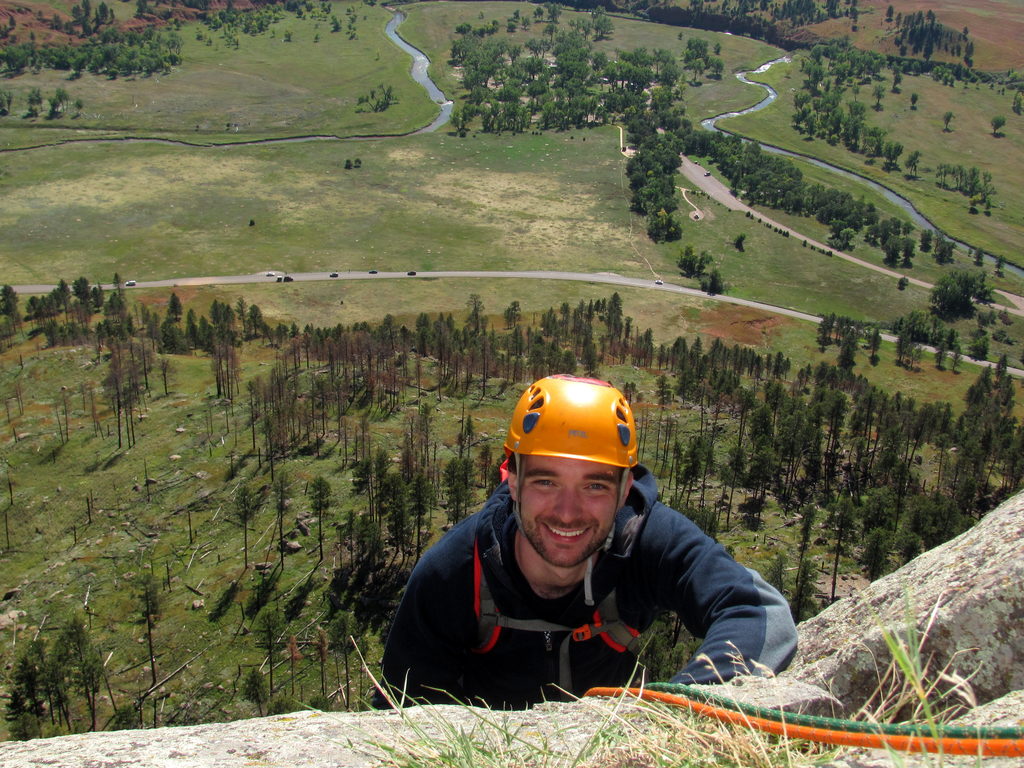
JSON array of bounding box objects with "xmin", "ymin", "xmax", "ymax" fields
[
  {"xmin": 528, "ymin": 397, "xmax": 544, "ymax": 411},
  {"xmin": 522, "ymin": 412, "xmax": 541, "ymax": 434},
  {"xmin": 615, "ymin": 406, "xmax": 627, "ymax": 421},
  {"xmin": 618, "ymin": 425, "xmax": 631, "ymax": 447}
]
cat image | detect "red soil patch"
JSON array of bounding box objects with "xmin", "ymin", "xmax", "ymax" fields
[
  {"xmin": 699, "ymin": 305, "xmax": 787, "ymax": 347},
  {"xmin": 0, "ymin": 0, "xmax": 262, "ymax": 48}
]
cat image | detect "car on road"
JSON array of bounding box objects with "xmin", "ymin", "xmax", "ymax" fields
[
  {"xmin": 265, "ymin": 271, "xmax": 276, "ymax": 277},
  {"xmin": 655, "ymin": 279, "xmax": 664, "ymax": 285},
  {"xmin": 125, "ymin": 280, "xmax": 137, "ymax": 287},
  {"xmin": 407, "ymin": 271, "xmax": 417, "ymax": 276},
  {"xmin": 329, "ymin": 272, "xmax": 339, "ymax": 278},
  {"xmin": 283, "ymin": 275, "xmax": 294, "ymax": 282},
  {"xmin": 368, "ymin": 270, "xmax": 378, "ymax": 274},
  {"xmin": 703, "ymin": 171, "xmax": 712, "ymax": 177}
]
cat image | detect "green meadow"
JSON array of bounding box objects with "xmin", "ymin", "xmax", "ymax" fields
[
  {"xmin": 723, "ymin": 55, "xmax": 1024, "ymax": 264},
  {"xmin": 0, "ymin": 3, "xmax": 438, "ymax": 146},
  {"xmin": 2, "ymin": 0, "xmax": 1022, "ymax": 360}
]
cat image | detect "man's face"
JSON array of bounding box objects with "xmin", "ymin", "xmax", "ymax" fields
[{"xmin": 508, "ymin": 455, "xmax": 629, "ymax": 570}]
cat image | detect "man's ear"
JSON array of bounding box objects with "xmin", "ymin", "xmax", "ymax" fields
[{"xmin": 506, "ymin": 454, "xmax": 523, "ymax": 502}]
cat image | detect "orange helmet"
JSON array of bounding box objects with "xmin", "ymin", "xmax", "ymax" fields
[{"xmin": 504, "ymin": 375, "xmax": 638, "ymax": 468}]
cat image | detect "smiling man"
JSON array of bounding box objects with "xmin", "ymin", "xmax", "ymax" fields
[{"xmin": 375, "ymin": 375, "xmax": 797, "ymax": 709}]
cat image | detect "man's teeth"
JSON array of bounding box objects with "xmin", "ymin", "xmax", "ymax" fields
[{"xmin": 549, "ymin": 526, "xmax": 584, "ymax": 537}]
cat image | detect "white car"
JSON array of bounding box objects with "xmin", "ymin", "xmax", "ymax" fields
[
  {"xmin": 655, "ymin": 279, "xmax": 664, "ymax": 285},
  {"xmin": 125, "ymin": 280, "xmax": 137, "ymax": 287}
]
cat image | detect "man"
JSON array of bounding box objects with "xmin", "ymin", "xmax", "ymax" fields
[{"xmin": 376, "ymin": 375, "xmax": 797, "ymax": 709}]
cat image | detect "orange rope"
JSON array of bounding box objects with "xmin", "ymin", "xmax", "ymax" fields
[{"xmin": 585, "ymin": 687, "xmax": 1024, "ymax": 757}]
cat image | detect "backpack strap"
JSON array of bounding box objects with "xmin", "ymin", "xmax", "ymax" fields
[
  {"xmin": 473, "ymin": 539, "xmax": 502, "ymax": 653},
  {"xmin": 471, "ymin": 539, "xmax": 642, "ymax": 691}
]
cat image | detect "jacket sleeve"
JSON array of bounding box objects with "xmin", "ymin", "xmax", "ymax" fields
[
  {"xmin": 374, "ymin": 527, "xmax": 477, "ymax": 707},
  {"xmin": 639, "ymin": 504, "xmax": 797, "ymax": 684}
]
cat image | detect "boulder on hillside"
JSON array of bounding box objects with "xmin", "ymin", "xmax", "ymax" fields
[{"xmin": 784, "ymin": 490, "xmax": 1024, "ymax": 714}]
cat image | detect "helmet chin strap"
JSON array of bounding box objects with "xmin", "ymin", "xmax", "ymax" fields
[{"xmin": 586, "ymin": 466, "xmax": 631, "ymax": 606}]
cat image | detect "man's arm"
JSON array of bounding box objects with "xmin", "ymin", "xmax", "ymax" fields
[
  {"xmin": 642, "ymin": 504, "xmax": 797, "ymax": 683},
  {"xmin": 375, "ymin": 534, "xmax": 476, "ymax": 707},
  {"xmin": 671, "ymin": 565, "xmax": 797, "ymax": 684}
]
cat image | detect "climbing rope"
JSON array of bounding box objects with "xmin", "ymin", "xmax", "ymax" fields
[{"xmin": 584, "ymin": 682, "xmax": 1024, "ymax": 757}]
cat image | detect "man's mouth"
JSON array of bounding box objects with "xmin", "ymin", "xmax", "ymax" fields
[{"xmin": 546, "ymin": 525, "xmax": 586, "ymax": 538}]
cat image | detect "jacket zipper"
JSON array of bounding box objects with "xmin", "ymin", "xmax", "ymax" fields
[{"xmin": 544, "ymin": 631, "xmax": 552, "ymax": 652}]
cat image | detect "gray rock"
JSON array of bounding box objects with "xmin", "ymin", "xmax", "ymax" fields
[
  {"xmin": 688, "ymin": 675, "xmax": 845, "ymax": 718},
  {"xmin": 786, "ymin": 491, "xmax": 1024, "ymax": 714},
  {"xmin": 0, "ymin": 700, "xmax": 624, "ymax": 768}
]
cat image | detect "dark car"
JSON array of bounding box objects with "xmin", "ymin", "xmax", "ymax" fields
[
  {"xmin": 368, "ymin": 270, "xmax": 378, "ymax": 274},
  {"xmin": 407, "ymin": 271, "xmax": 417, "ymax": 276},
  {"xmin": 329, "ymin": 272, "xmax": 339, "ymax": 278},
  {"xmin": 283, "ymin": 275, "xmax": 294, "ymax": 282}
]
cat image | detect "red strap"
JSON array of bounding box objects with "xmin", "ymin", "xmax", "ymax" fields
[
  {"xmin": 472, "ymin": 540, "xmax": 501, "ymax": 653},
  {"xmin": 592, "ymin": 608, "xmax": 640, "ymax": 653},
  {"xmin": 473, "ymin": 540, "xmax": 482, "ymax": 619}
]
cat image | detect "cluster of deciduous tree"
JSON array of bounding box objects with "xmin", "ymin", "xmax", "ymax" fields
[
  {"xmin": 684, "ymin": 130, "xmax": 900, "ymax": 255},
  {"xmin": 628, "ymin": 132, "xmax": 685, "ymax": 241},
  {"xmin": 0, "ymin": 85, "xmax": 81, "ymax": 118},
  {"xmin": 934, "ymin": 163, "xmax": 996, "ymax": 213},
  {"xmin": 643, "ymin": 2, "xmax": 802, "ymax": 49},
  {"xmin": 446, "ymin": 9, "xmax": 702, "ymax": 141},
  {"xmin": 203, "ymin": 6, "xmax": 286, "ymax": 38},
  {"xmin": 0, "ymin": 26, "xmax": 182, "ymax": 77}
]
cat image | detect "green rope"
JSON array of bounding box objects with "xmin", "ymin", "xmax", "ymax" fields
[{"xmin": 646, "ymin": 682, "xmax": 1024, "ymax": 740}]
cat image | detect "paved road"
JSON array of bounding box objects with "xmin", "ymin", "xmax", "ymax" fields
[{"xmin": 10, "ymin": 270, "xmax": 821, "ymax": 324}]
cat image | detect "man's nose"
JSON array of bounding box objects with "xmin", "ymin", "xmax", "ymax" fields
[{"xmin": 550, "ymin": 487, "xmax": 581, "ymax": 519}]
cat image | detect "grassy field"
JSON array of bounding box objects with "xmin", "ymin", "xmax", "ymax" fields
[
  {"xmin": 0, "ymin": 128, "xmax": 660, "ymax": 282},
  {"xmin": 0, "ymin": 122, "xmax": 953, "ymax": 335},
  {"xmin": 0, "ymin": 4, "xmax": 438, "ymax": 146},
  {"xmin": 722, "ymin": 55, "xmax": 1024, "ymax": 264},
  {"xmin": 811, "ymin": 0, "xmax": 1024, "ymax": 72}
]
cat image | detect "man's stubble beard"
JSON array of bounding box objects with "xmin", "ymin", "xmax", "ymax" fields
[{"xmin": 517, "ymin": 511, "xmax": 609, "ymax": 569}]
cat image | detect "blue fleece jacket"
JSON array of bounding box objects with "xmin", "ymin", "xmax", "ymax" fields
[{"xmin": 377, "ymin": 464, "xmax": 796, "ymax": 709}]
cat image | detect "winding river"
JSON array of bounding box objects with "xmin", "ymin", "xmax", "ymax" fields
[
  {"xmin": 700, "ymin": 58, "xmax": 1021, "ymax": 276},
  {"xmin": 385, "ymin": 11, "xmax": 453, "ymax": 133}
]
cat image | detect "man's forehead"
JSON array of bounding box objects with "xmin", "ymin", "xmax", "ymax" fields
[{"xmin": 518, "ymin": 455, "xmax": 619, "ymax": 480}]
